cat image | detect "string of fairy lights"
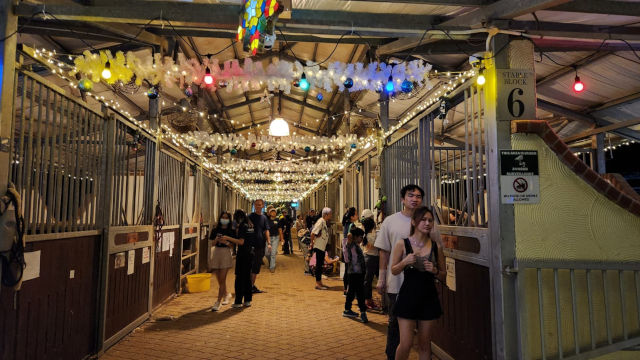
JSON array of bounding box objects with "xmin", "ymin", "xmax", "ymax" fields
[{"xmin": 27, "ymin": 45, "xmax": 480, "ymax": 202}]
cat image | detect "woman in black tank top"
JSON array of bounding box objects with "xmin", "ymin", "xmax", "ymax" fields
[{"xmin": 390, "ymin": 206, "xmax": 445, "ymax": 360}]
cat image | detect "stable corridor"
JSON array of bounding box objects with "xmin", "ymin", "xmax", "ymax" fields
[{"xmin": 101, "ymin": 251, "xmax": 420, "ymax": 360}]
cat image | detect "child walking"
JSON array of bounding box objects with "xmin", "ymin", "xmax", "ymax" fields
[{"xmin": 342, "ymin": 226, "xmax": 368, "ymax": 323}]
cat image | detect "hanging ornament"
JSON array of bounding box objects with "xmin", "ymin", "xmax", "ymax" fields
[
  {"xmin": 293, "ymin": 80, "xmax": 300, "ymax": 88},
  {"xmin": 78, "ymin": 78, "xmax": 93, "ymax": 92},
  {"xmin": 299, "ymin": 73, "xmax": 310, "ymax": 91},
  {"xmin": 230, "ymin": 148, "xmax": 237, "ymax": 155},
  {"xmin": 251, "ymin": 142, "xmax": 256, "ymax": 148},
  {"xmin": 343, "ymin": 77, "xmax": 354, "ymax": 89},
  {"xmin": 316, "ymin": 92, "xmax": 323, "ymax": 102},
  {"xmin": 188, "ymin": 141, "xmax": 197, "ymax": 147},
  {"xmin": 304, "ymin": 146, "xmax": 311, "ymax": 153},
  {"xmin": 290, "ymin": 149, "xmax": 296, "ymax": 154},
  {"xmin": 218, "ymin": 81, "xmax": 228, "ymax": 89},
  {"xmin": 210, "ymin": 148, "xmax": 216, "ymax": 155},
  {"xmin": 350, "ymin": 143, "xmax": 357, "ymax": 149},
  {"xmin": 146, "ymin": 86, "xmax": 159, "ymax": 99},
  {"xmin": 401, "ymin": 80, "xmax": 414, "ymax": 93},
  {"xmin": 184, "ymin": 85, "xmax": 193, "ymax": 97}
]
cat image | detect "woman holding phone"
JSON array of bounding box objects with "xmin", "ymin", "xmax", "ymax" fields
[{"xmin": 209, "ymin": 211, "xmax": 239, "ymax": 311}]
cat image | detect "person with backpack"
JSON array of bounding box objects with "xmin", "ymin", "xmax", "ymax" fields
[{"xmin": 390, "ymin": 206, "xmax": 444, "ymax": 360}]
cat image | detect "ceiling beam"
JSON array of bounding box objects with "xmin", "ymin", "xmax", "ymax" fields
[
  {"xmin": 439, "ymin": 0, "xmax": 573, "ymax": 28},
  {"xmin": 281, "ymin": 94, "xmax": 327, "ymax": 114},
  {"xmin": 341, "ymin": 0, "xmax": 483, "ymax": 4},
  {"xmin": 537, "ymin": 99, "xmax": 640, "ymax": 141},
  {"xmin": 551, "ymin": 1, "xmax": 640, "ymax": 17},
  {"xmin": 15, "ymin": 3, "xmax": 446, "ymax": 36},
  {"xmin": 563, "ymin": 117, "xmax": 640, "ymax": 143},
  {"xmin": 508, "ymin": 20, "xmax": 640, "ymax": 41},
  {"xmin": 223, "ymin": 97, "xmax": 263, "ymax": 111}
]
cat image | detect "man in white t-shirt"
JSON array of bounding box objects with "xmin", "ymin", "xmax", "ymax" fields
[
  {"xmin": 310, "ymin": 207, "xmax": 332, "ymax": 289},
  {"xmin": 374, "ymin": 185, "xmax": 424, "ymax": 360}
]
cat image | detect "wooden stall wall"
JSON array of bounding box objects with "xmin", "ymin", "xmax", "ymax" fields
[
  {"xmin": 104, "ymin": 245, "xmax": 150, "ymax": 340},
  {"xmin": 152, "ymin": 228, "xmax": 181, "ymax": 307},
  {"xmin": 432, "ymin": 259, "xmax": 492, "ymax": 360},
  {"xmin": 0, "ymin": 236, "xmax": 100, "ymax": 360}
]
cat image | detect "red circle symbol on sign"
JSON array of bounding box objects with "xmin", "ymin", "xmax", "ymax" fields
[{"xmin": 513, "ymin": 177, "xmax": 528, "ymax": 193}]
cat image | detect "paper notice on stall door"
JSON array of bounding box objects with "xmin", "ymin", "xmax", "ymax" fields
[
  {"xmin": 22, "ymin": 251, "xmax": 41, "ymax": 281},
  {"xmin": 127, "ymin": 249, "xmax": 135, "ymax": 275},
  {"xmin": 142, "ymin": 247, "xmax": 150, "ymax": 264},
  {"xmin": 162, "ymin": 232, "xmax": 171, "ymax": 252},
  {"xmin": 445, "ymin": 257, "xmax": 456, "ymax": 292}
]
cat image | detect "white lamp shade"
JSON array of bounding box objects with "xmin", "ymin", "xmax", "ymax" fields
[{"xmin": 269, "ymin": 118, "xmax": 290, "ymax": 136}]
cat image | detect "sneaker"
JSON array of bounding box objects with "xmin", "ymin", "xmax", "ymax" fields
[
  {"xmin": 211, "ymin": 301, "xmax": 221, "ymax": 312},
  {"xmin": 252, "ymin": 286, "xmax": 264, "ymax": 294},
  {"xmin": 343, "ymin": 309, "xmax": 359, "ymax": 318},
  {"xmin": 243, "ymin": 301, "xmax": 252, "ymax": 307},
  {"xmin": 360, "ymin": 311, "xmax": 369, "ymax": 323},
  {"xmin": 222, "ymin": 293, "xmax": 232, "ymax": 305},
  {"xmin": 230, "ymin": 303, "xmax": 243, "ymax": 308}
]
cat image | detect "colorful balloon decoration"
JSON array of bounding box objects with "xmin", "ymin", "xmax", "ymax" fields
[{"xmin": 238, "ymin": 0, "xmax": 284, "ymax": 56}]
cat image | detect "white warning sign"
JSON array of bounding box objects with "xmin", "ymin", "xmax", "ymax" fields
[{"xmin": 500, "ymin": 150, "xmax": 540, "ymax": 204}]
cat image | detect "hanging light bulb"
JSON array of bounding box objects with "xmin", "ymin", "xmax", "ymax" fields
[
  {"xmin": 299, "ymin": 72, "xmax": 309, "ymax": 91},
  {"xmin": 101, "ymin": 60, "xmax": 112, "ymax": 80},
  {"xmin": 573, "ymin": 75, "xmax": 584, "ymax": 93},
  {"xmin": 476, "ymin": 69, "xmax": 486, "ymax": 86},
  {"xmin": 269, "ymin": 117, "xmax": 290, "ymax": 136},
  {"xmin": 385, "ymin": 75, "xmax": 394, "ymax": 93},
  {"xmin": 204, "ymin": 67, "xmax": 214, "ymax": 85}
]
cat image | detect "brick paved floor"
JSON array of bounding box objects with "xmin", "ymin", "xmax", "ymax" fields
[{"xmin": 101, "ymin": 249, "xmax": 427, "ymax": 360}]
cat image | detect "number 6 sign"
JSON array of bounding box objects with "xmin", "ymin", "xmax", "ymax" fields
[{"xmin": 496, "ymin": 69, "xmax": 536, "ymax": 121}]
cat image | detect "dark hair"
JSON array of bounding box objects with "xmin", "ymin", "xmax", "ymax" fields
[
  {"xmin": 400, "ymin": 184, "xmax": 425, "ymax": 198},
  {"xmin": 215, "ymin": 211, "xmax": 231, "ymax": 230},
  {"xmin": 234, "ymin": 209, "xmax": 247, "ymax": 225},
  {"xmin": 349, "ymin": 226, "xmax": 365, "ymax": 238},
  {"xmin": 361, "ymin": 217, "xmax": 376, "ymax": 234},
  {"xmin": 342, "ymin": 207, "xmax": 356, "ymax": 226},
  {"xmin": 409, "ymin": 206, "xmax": 434, "ymax": 236}
]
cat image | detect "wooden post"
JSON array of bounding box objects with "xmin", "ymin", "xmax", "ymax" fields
[
  {"xmin": 594, "ymin": 133, "xmax": 606, "ymax": 174},
  {"xmin": 0, "ymin": 0, "xmax": 18, "ymax": 195}
]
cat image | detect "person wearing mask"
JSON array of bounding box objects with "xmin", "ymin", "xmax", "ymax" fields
[
  {"xmin": 390, "ymin": 207, "xmax": 444, "ymax": 360},
  {"xmin": 230, "ymin": 209, "xmax": 254, "ymax": 308},
  {"xmin": 310, "ymin": 207, "xmax": 332, "ymax": 290},
  {"xmin": 249, "ymin": 199, "xmax": 270, "ymax": 294},
  {"xmin": 360, "ymin": 209, "xmax": 379, "ymax": 310},
  {"xmin": 265, "ymin": 206, "xmax": 280, "ymax": 273},
  {"xmin": 279, "ymin": 209, "xmax": 293, "ymax": 255},
  {"xmin": 209, "ymin": 212, "xmax": 236, "ymax": 311},
  {"xmin": 374, "ymin": 184, "xmax": 425, "ymax": 360}
]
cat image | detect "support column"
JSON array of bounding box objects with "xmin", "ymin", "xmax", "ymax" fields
[
  {"xmin": 378, "ymin": 92, "xmax": 389, "ymax": 200},
  {"xmin": 0, "ymin": 0, "xmax": 18, "ymax": 195},
  {"xmin": 485, "ymin": 34, "xmax": 534, "ymax": 360},
  {"xmin": 594, "ymin": 133, "xmax": 606, "ymax": 174}
]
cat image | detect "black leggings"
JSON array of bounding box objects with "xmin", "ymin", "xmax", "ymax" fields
[
  {"xmin": 364, "ymin": 254, "xmax": 379, "ymax": 300},
  {"xmin": 345, "ymin": 273, "xmax": 366, "ymax": 312},
  {"xmin": 313, "ymin": 248, "xmax": 325, "ymax": 282},
  {"xmin": 234, "ymin": 249, "xmax": 253, "ymax": 304}
]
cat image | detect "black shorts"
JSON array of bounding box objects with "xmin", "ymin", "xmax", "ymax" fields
[{"xmin": 252, "ymin": 245, "xmax": 265, "ymax": 274}]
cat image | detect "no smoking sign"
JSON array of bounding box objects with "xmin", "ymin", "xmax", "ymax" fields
[{"xmin": 500, "ymin": 150, "xmax": 540, "ymax": 204}]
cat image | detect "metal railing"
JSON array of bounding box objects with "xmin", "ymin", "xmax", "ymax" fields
[
  {"xmin": 109, "ymin": 116, "xmax": 155, "ymax": 226},
  {"xmin": 383, "ymin": 129, "xmax": 420, "ymax": 214},
  {"xmin": 421, "ymin": 85, "xmax": 487, "ymax": 227},
  {"xmin": 516, "ymin": 260, "xmax": 640, "ymax": 360},
  {"xmin": 10, "ymin": 70, "xmax": 104, "ymax": 234},
  {"xmin": 158, "ymin": 150, "xmax": 184, "ymax": 226}
]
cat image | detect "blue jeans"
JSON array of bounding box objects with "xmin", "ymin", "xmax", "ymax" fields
[{"xmin": 267, "ymin": 236, "xmax": 279, "ymax": 270}]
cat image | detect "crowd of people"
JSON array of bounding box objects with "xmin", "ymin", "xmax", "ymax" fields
[{"xmin": 206, "ymin": 183, "xmax": 445, "ymax": 360}]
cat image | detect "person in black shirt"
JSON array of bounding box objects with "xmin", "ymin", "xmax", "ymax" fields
[
  {"xmin": 279, "ymin": 209, "xmax": 293, "ymax": 254},
  {"xmin": 231, "ymin": 209, "xmax": 255, "ymax": 308},
  {"xmin": 209, "ymin": 212, "xmax": 237, "ymax": 311},
  {"xmin": 248, "ymin": 199, "xmax": 270, "ymax": 293},
  {"xmin": 306, "ymin": 209, "xmax": 318, "ymax": 231}
]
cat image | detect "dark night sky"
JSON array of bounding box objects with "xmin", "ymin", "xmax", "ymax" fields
[{"xmin": 605, "ymin": 142, "xmax": 640, "ymax": 194}]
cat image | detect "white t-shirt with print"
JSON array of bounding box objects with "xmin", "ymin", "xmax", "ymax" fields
[{"xmin": 373, "ymin": 211, "xmax": 412, "ymax": 294}]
